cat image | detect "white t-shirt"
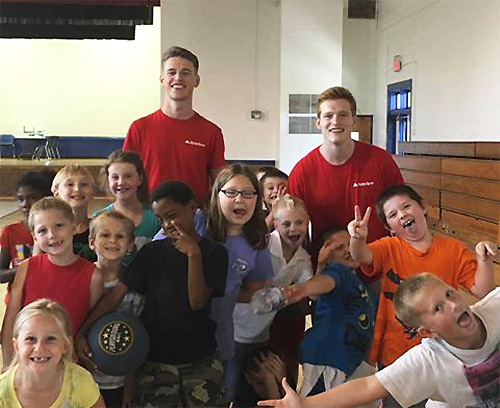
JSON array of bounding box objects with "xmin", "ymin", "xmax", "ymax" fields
[
  {"xmin": 376, "ymin": 287, "xmax": 500, "ymax": 408},
  {"xmin": 233, "ymin": 230, "xmax": 313, "ymax": 344}
]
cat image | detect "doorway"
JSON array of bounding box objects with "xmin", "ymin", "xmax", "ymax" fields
[
  {"xmin": 387, "ymin": 80, "xmax": 412, "ymax": 153},
  {"xmin": 353, "ymin": 115, "xmax": 373, "ymax": 144}
]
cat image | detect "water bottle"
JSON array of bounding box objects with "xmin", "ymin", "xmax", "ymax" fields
[{"xmin": 250, "ymin": 287, "xmax": 285, "ymax": 314}]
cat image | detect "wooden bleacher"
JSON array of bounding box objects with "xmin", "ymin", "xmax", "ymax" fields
[
  {"xmin": 0, "ymin": 158, "xmax": 273, "ymax": 200},
  {"xmin": 394, "ymin": 142, "xmax": 500, "ymax": 286},
  {"xmin": 0, "ymin": 159, "xmax": 107, "ymax": 199}
]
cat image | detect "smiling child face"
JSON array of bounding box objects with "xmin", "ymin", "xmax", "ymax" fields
[{"xmin": 274, "ymin": 206, "xmax": 309, "ymax": 252}]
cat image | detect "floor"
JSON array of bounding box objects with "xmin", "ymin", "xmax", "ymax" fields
[{"xmin": 0, "ymin": 202, "xmax": 18, "ymax": 218}]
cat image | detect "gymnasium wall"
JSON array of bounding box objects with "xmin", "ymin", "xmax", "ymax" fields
[
  {"xmin": 278, "ymin": 0, "xmax": 343, "ymax": 173},
  {"xmin": 161, "ymin": 0, "xmax": 281, "ymax": 162},
  {"xmin": 0, "ymin": 9, "xmax": 161, "ymax": 137},
  {"xmin": 342, "ymin": 18, "xmax": 377, "ymax": 118},
  {"xmin": 1, "ymin": 1, "xmax": 499, "ymax": 164},
  {"xmin": 373, "ymin": 0, "xmax": 500, "ymax": 146},
  {"xmin": 163, "ymin": 0, "xmax": 344, "ymax": 171}
]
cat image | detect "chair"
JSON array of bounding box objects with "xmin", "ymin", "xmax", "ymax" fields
[
  {"xmin": 33, "ymin": 136, "xmax": 61, "ymax": 160},
  {"xmin": 0, "ymin": 134, "xmax": 16, "ymax": 158}
]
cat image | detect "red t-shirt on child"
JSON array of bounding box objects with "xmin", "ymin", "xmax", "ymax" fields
[
  {"xmin": 23, "ymin": 254, "xmax": 94, "ymax": 335},
  {"xmin": 0, "ymin": 222, "xmax": 33, "ymax": 267}
]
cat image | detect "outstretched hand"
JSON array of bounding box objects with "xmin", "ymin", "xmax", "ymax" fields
[
  {"xmin": 347, "ymin": 206, "xmax": 371, "ymax": 240},
  {"xmin": 170, "ymin": 221, "xmax": 200, "ymax": 258},
  {"xmin": 475, "ymin": 241, "xmax": 497, "ymax": 262},
  {"xmin": 258, "ymin": 378, "xmax": 302, "ymax": 408},
  {"xmin": 282, "ymin": 283, "xmax": 306, "ymax": 304}
]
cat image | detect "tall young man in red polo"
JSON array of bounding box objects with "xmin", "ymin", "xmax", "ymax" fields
[
  {"xmin": 287, "ymin": 87, "xmax": 403, "ymax": 249},
  {"xmin": 124, "ymin": 46, "xmax": 225, "ymax": 202}
]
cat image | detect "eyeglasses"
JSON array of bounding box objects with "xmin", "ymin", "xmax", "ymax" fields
[{"xmin": 220, "ymin": 189, "xmax": 257, "ymax": 199}]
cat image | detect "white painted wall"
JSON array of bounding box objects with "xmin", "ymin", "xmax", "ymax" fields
[
  {"xmin": 374, "ymin": 0, "xmax": 500, "ymax": 144},
  {"xmin": 0, "ymin": 10, "xmax": 161, "ymax": 137},
  {"xmin": 161, "ymin": 0, "xmax": 281, "ymax": 161},
  {"xmin": 342, "ymin": 18, "xmax": 377, "ymax": 117},
  {"xmin": 161, "ymin": 0, "xmax": 344, "ymax": 170},
  {"xmin": 2, "ymin": 0, "xmax": 497, "ymax": 162},
  {"xmin": 279, "ymin": 0, "xmax": 344, "ymax": 173}
]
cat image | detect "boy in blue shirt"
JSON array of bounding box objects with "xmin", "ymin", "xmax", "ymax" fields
[{"xmin": 284, "ymin": 225, "xmax": 376, "ymax": 400}]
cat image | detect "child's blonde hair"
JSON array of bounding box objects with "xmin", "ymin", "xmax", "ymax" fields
[
  {"xmin": 207, "ymin": 164, "xmax": 268, "ymax": 250},
  {"xmin": 393, "ymin": 272, "xmax": 443, "ymax": 329},
  {"xmin": 100, "ymin": 150, "xmax": 149, "ymax": 204},
  {"xmin": 11, "ymin": 298, "xmax": 74, "ymax": 367},
  {"xmin": 51, "ymin": 164, "xmax": 95, "ymax": 195},
  {"xmin": 90, "ymin": 211, "xmax": 135, "ymax": 243},
  {"xmin": 28, "ymin": 197, "xmax": 75, "ymax": 232},
  {"xmin": 271, "ymin": 194, "xmax": 308, "ymax": 219}
]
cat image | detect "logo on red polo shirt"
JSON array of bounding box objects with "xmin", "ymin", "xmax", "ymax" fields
[
  {"xmin": 185, "ymin": 139, "xmax": 206, "ymax": 148},
  {"xmin": 353, "ymin": 181, "xmax": 375, "ymax": 187}
]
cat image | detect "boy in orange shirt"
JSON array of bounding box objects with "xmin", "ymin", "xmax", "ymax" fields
[{"xmin": 348, "ymin": 184, "xmax": 496, "ymax": 371}]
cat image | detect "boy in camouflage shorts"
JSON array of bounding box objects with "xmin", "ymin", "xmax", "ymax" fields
[
  {"xmin": 136, "ymin": 354, "xmax": 224, "ymax": 406},
  {"xmin": 77, "ymin": 181, "xmax": 228, "ymax": 406}
]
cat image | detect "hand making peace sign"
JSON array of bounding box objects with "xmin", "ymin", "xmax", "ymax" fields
[{"xmin": 347, "ymin": 205, "xmax": 372, "ymax": 241}]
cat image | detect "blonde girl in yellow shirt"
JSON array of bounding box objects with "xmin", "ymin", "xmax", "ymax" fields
[{"xmin": 0, "ymin": 299, "xmax": 104, "ymax": 408}]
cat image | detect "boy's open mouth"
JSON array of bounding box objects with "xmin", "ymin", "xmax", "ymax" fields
[
  {"xmin": 457, "ymin": 311, "xmax": 471, "ymax": 327},
  {"xmin": 403, "ymin": 219, "xmax": 415, "ymax": 228},
  {"xmin": 288, "ymin": 234, "xmax": 301, "ymax": 243}
]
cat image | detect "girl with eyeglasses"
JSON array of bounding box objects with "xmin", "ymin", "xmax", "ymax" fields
[{"xmin": 206, "ymin": 164, "xmax": 273, "ymax": 404}]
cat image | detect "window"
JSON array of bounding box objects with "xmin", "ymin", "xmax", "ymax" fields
[
  {"xmin": 288, "ymin": 94, "xmax": 320, "ymax": 134},
  {"xmin": 387, "ymin": 80, "xmax": 412, "ymax": 153}
]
